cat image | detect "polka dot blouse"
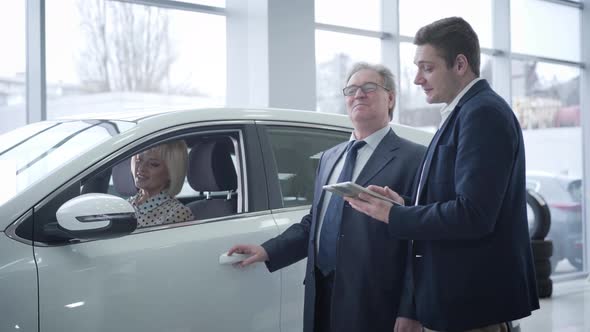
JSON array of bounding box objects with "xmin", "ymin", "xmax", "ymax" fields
[{"xmin": 129, "ymin": 192, "xmax": 194, "ymax": 228}]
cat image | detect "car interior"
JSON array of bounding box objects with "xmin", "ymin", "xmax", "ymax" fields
[
  {"xmin": 185, "ymin": 137, "xmax": 238, "ymax": 220},
  {"xmin": 273, "ymin": 146, "xmax": 313, "ymax": 208}
]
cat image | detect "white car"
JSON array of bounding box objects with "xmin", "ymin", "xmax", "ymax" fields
[{"xmin": 0, "ymin": 108, "xmax": 432, "ymax": 332}]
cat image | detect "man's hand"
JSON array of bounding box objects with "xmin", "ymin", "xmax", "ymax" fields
[
  {"xmin": 369, "ymin": 185, "xmax": 405, "ymax": 205},
  {"xmin": 394, "ymin": 317, "xmax": 422, "ymax": 332},
  {"xmin": 344, "ymin": 185, "xmax": 404, "ymax": 224},
  {"xmin": 227, "ymin": 244, "xmax": 269, "ymax": 268}
]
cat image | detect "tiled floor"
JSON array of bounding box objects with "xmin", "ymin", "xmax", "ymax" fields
[{"xmin": 519, "ymin": 277, "xmax": 590, "ymax": 332}]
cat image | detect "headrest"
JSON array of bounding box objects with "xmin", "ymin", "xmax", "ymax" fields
[
  {"xmin": 187, "ymin": 139, "xmax": 237, "ymax": 192},
  {"xmin": 112, "ymin": 158, "xmax": 138, "ymax": 196}
]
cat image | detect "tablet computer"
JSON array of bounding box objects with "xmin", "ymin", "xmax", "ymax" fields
[{"xmin": 322, "ymin": 181, "xmax": 401, "ymax": 205}]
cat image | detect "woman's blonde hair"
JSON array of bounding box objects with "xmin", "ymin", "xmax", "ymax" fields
[{"xmin": 133, "ymin": 140, "xmax": 189, "ymax": 197}]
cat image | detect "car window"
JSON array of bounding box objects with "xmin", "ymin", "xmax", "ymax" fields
[
  {"xmin": 567, "ymin": 180, "xmax": 582, "ymax": 203},
  {"xmin": 526, "ymin": 179, "xmax": 540, "ymax": 191},
  {"xmin": 529, "ymin": 176, "xmax": 570, "ymax": 202},
  {"xmin": 266, "ymin": 126, "xmax": 349, "ymax": 208},
  {"xmin": 100, "ymin": 132, "xmax": 245, "ymax": 227},
  {"xmin": 29, "ymin": 129, "xmax": 247, "ymax": 244}
]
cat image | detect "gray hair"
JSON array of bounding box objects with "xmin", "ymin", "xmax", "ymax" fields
[{"xmin": 344, "ymin": 62, "xmax": 396, "ymax": 119}]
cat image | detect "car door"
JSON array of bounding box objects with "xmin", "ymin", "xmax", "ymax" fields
[
  {"xmin": 257, "ymin": 122, "xmax": 351, "ymax": 332},
  {"xmin": 31, "ymin": 124, "xmax": 282, "ymax": 332},
  {"xmin": 0, "ymin": 212, "xmax": 38, "ymax": 332}
]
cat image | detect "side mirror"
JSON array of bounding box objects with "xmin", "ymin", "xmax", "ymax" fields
[{"xmin": 53, "ymin": 193, "xmax": 137, "ymax": 240}]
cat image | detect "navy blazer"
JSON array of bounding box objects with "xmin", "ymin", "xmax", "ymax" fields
[
  {"xmin": 390, "ymin": 80, "xmax": 540, "ymax": 331},
  {"xmin": 263, "ymin": 129, "xmax": 426, "ymax": 332}
]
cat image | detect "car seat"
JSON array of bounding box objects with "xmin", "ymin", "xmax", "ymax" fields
[{"xmin": 186, "ymin": 138, "xmax": 238, "ymax": 220}]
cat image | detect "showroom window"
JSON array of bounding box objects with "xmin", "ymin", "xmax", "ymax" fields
[
  {"xmin": 513, "ymin": 60, "xmax": 583, "ymax": 275},
  {"xmin": 315, "ymin": 31, "xmax": 381, "ymax": 115},
  {"xmin": 45, "ymin": 0, "xmax": 226, "ymax": 120},
  {"xmin": 0, "ymin": 1, "xmax": 26, "ymax": 134},
  {"xmin": 509, "ymin": 0, "xmax": 584, "ymax": 275},
  {"xmin": 511, "ymin": 0, "xmax": 580, "ymax": 62},
  {"xmin": 315, "ymin": 0, "xmax": 381, "ymax": 31},
  {"xmin": 399, "ymin": 0, "xmax": 493, "ymax": 48},
  {"xmin": 315, "ymin": 0, "xmax": 382, "ymax": 115}
]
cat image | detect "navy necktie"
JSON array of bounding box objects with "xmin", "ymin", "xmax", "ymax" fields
[{"xmin": 317, "ymin": 140, "xmax": 366, "ymax": 275}]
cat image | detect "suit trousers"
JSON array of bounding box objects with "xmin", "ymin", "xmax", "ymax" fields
[
  {"xmin": 314, "ymin": 267, "xmax": 335, "ymax": 332},
  {"xmin": 423, "ymin": 322, "xmax": 509, "ymax": 332}
]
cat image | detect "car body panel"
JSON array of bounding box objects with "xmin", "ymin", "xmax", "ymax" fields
[
  {"xmin": 270, "ymin": 207, "xmax": 310, "ymax": 332},
  {"xmin": 0, "ymin": 232, "xmax": 38, "ymax": 331},
  {"xmin": 35, "ymin": 213, "xmax": 281, "ymax": 332}
]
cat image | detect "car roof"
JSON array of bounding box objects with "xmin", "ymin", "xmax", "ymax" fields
[
  {"xmin": 59, "ymin": 107, "xmax": 346, "ymax": 123},
  {"xmin": 57, "ymin": 107, "xmax": 434, "ymax": 147}
]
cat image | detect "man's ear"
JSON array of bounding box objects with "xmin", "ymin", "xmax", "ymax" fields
[
  {"xmin": 388, "ymin": 91, "xmax": 395, "ymax": 111},
  {"xmin": 455, "ymin": 54, "xmax": 469, "ymax": 74}
]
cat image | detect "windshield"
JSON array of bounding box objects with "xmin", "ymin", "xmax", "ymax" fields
[{"xmin": 0, "ymin": 120, "xmax": 136, "ymax": 205}]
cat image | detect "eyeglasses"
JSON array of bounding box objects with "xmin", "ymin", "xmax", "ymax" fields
[{"xmin": 342, "ymin": 82, "xmax": 390, "ymax": 96}]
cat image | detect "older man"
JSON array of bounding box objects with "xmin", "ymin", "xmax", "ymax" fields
[{"xmin": 228, "ymin": 62, "xmax": 426, "ymax": 332}]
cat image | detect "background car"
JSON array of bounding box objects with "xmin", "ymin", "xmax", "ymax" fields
[
  {"xmin": 526, "ymin": 171, "xmax": 584, "ymax": 272},
  {"xmin": 0, "ymin": 108, "xmax": 432, "ymax": 332}
]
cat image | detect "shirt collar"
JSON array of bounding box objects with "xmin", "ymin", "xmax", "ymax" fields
[
  {"xmin": 349, "ymin": 125, "xmax": 390, "ymax": 150},
  {"xmin": 441, "ymin": 77, "xmax": 483, "ymax": 114},
  {"xmin": 439, "ymin": 77, "xmax": 483, "ymax": 127}
]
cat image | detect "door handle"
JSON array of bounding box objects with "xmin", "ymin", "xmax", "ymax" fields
[{"xmin": 219, "ymin": 252, "xmax": 250, "ymax": 265}]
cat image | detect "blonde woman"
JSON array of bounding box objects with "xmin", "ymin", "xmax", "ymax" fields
[{"xmin": 129, "ymin": 140, "xmax": 193, "ymax": 227}]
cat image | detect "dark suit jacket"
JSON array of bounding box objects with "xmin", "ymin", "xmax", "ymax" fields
[
  {"xmin": 262, "ymin": 129, "xmax": 426, "ymax": 332},
  {"xmin": 390, "ymin": 80, "xmax": 540, "ymax": 331}
]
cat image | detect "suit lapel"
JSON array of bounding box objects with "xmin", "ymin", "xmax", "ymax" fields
[
  {"xmin": 318, "ymin": 142, "xmax": 348, "ymax": 188},
  {"xmin": 312, "ymin": 141, "xmax": 348, "ymax": 234},
  {"xmin": 355, "ymin": 129, "xmax": 400, "ymax": 186}
]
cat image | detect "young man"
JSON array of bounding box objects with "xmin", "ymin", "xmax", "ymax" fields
[
  {"xmin": 347, "ymin": 17, "xmax": 540, "ymax": 332},
  {"xmin": 228, "ymin": 62, "xmax": 426, "ymax": 332}
]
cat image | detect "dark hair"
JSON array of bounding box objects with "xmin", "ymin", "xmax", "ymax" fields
[
  {"xmin": 414, "ymin": 17, "xmax": 480, "ymax": 76},
  {"xmin": 345, "ymin": 62, "xmax": 396, "ymax": 119}
]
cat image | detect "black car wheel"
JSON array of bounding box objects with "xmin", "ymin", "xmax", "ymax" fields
[
  {"xmin": 537, "ymin": 278, "xmax": 553, "ymax": 298},
  {"xmin": 531, "ymin": 239, "xmax": 553, "ymax": 259},
  {"xmin": 526, "ymin": 190, "xmax": 551, "ymax": 240}
]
